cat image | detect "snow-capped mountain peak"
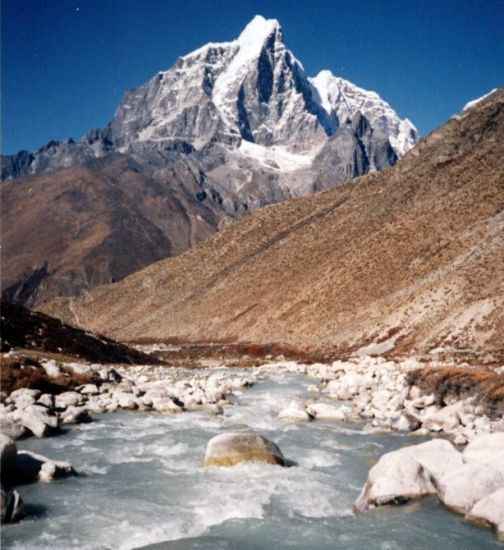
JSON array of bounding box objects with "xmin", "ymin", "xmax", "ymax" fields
[
  {"xmin": 212, "ymin": 16, "xmax": 283, "ymax": 118},
  {"xmin": 237, "ymin": 15, "xmax": 281, "ymax": 51},
  {"xmin": 3, "ymin": 14, "xmax": 419, "ymax": 182}
]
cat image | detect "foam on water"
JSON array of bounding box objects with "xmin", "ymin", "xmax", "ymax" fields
[{"xmin": 3, "ymin": 371, "xmax": 502, "ymax": 550}]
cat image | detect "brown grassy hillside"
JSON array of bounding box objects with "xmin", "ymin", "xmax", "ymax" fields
[
  {"xmin": 43, "ymin": 89, "xmax": 504, "ymax": 360},
  {"xmin": 1, "ymin": 155, "xmax": 228, "ymax": 307}
]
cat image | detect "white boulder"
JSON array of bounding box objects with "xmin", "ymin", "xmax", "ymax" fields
[
  {"xmin": 278, "ymin": 401, "xmax": 311, "ymax": 422},
  {"xmin": 434, "ymin": 462, "xmax": 504, "ymax": 513},
  {"xmin": 467, "ymin": 487, "xmax": 504, "ymax": 541},
  {"xmin": 307, "ymin": 402, "xmax": 350, "ymax": 420}
]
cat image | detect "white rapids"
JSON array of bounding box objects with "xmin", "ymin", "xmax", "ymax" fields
[{"xmin": 2, "ymin": 369, "xmax": 501, "ymax": 549}]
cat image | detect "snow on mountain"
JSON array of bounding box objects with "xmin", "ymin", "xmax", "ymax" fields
[
  {"xmin": 212, "ymin": 16, "xmax": 281, "ymax": 114},
  {"xmin": 463, "ymin": 88, "xmax": 498, "ymax": 112},
  {"xmin": 237, "ymin": 140, "xmax": 315, "ymax": 172},
  {"xmin": 2, "ymin": 14, "xmax": 419, "ymax": 183},
  {"xmin": 310, "ymin": 70, "xmax": 418, "ymax": 157}
]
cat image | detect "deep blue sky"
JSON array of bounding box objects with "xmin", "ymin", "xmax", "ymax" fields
[{"xmin": 2, "ymin": 0, "xmax": 503, "ymax": 154}]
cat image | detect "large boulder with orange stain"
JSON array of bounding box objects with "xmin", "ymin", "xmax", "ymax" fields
[{"xmin": 204, "ymin": 433, "xmax": 285, "ymax": 467}]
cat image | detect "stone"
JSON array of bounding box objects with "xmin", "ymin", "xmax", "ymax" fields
[
  {"xmin": 36, "ymin": 394, "xmax": 55, "ymax": 409},
  {"xmin": 408, "ymin": 385, "xmax": 422, "ymax": 400},
  {"xmin": 16, "ymin": 405, "xmax": 59, "ymax": 438},
  {"xmin": 60, "ymin": 406, "xmax": 92, "ymax": 425},
  {"xmin": 307, "ymin": 385, "xmax": 319, "ymax": 393},
  {"xmin": 114, "ymin": 392, "xmax": 138, "ymax": 410},
  {"xmin": 98, "ymin": 367, "xmax": 122, "ymax": 383},
  {"xmin": 65, "ymin": 362, "xmax": 94, "ymax": 376},
  {"xmin": 306, "ymin": 402, "xmax": 349, "ymax": 420},
  {"xmin": 392, "ymin": 413, "xmax": 421, "ymax": 432},
  {"xmin": 278, "ymin": 400, "xmax": 311, "ymax": 422},
  {"xmin": 14, "ymin": 451, "xmax": 77, "ymax": 484},
  {"xmin": 152, "ymin": 398, "xmax": 183, "ymax": 413},
  {"xmin": 0, "ymin": 487, "xmax": 26, "ymax": 523},
  {"xmin": 401, "ymin": 439, "xmax": 463, "ymax": 479},
  {"xmin": 204, "ymin": 433, "xmax": 285, "ymax": 468},
  {"xmin": 141, "ymin": 388, "xmax": 168, "ymax": 407},
  {"xmin": 467, "ymin": 488, "xmax": 504, "ymax": 541},
  {"xmin": 55, "ymin": 391, "xmax": 83, "ymax": 409},
  {"xmin": 463, "ymin": 432, "xmax": 504, "ymax": 475},
  {"xmin": 202, "ymin": 404, "xmax": 224, "ymax": 416},
  {"xmin": 79, "ymin": 384, "xmax": 100, "ymax": 395},
  {"xmin": 205, "ymin": 390, "xmax": 225, "ymax": 404},
  {"xmin": 10, "ymin": 388, "xmax": 39, "ymax": 411},
  {"xmin": 41, "ymin": 359, "xmax": 62, "ymax": 378},
  {"xmin": 434, "ymin": 462, "xmax": 504, "ymax": 513},
  {"xmin": 10, "ymin": 388, "xmax": 40, "ymax": 402},
  {"xmin": 422, "ymin": 402, "xmax": 462, "ymax": 432},
  {"xmin": 0, "ymin": 414, "xmax": 27, "ymax": 440},
  {"xmin": 453, "ymin": 433, "xmax": 468, "ymax": 446},
  {"xmin": 86, "ymin": 398, "xmax": 107, "ymax": 414},
  {"xmin": 354, "ymin": 439, "xmax": 463, "ymax": 512},
  {"xmin": 0, "ymin": 435, "xmax": 17, "ymax": 481},
  {"xmin": 354, "ymin": 453, "xmax": 435, "ymax": 512}
]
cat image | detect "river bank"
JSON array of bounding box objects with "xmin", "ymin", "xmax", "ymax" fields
[{"xmin": 1, "ymin": 352, "xmax": 503, "ymax": 547}]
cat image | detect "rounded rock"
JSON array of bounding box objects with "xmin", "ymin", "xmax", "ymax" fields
[{"xmin": 204, "ymin": 432, "xmax": 285, "ymax": 468}]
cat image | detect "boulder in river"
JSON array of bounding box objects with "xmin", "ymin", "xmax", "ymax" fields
[
  {"xmin": 434, "ymin": 462, "xmax": 504, "ymax": 514},
  {"xmin": 16, "ymin": 405, "xmax": 59, "ymax": 438},
  {"xmin": 354, "ymin": 439, "xmax": 463, "ymax": 512},
  {"xmin": 0, "ymin": 487, "xmax": 25, "ymax": 524},
  {"xmin": 14, "ymin": 450, "xmax": 77, "ymax": 484},
  {"xmin": 204, "ymin": 433, "xmax": 286, "ymax": 467},
  {"xmin": 467, "ymin": 487, "xmax": 504, "ymax": 541},
  {"xmin": 278, "ymin": 400, "xmax": 312, "ymax": 422},
  {"xmin": 462, "ymin": 432, "xmax": 504, "ymax": 475},
  {"xmin": 0, "ymin": 415, "xmax": 27, "ymax": 440},
  {"xmin": 0, "ymin": 434, "xmax": 17, "ymax": 482},
  {"xmin": 306, "ymin": 402, "xmax": 349, "ymax": 420}
]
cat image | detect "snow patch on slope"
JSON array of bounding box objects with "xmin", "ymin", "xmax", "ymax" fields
[
  {"xmin": 463, "ymin": 89, "xmax": 498, "ymax": 112},
  {"xmin": 238, "ymin": 140, "xmax": 315, "ymax": 172}
]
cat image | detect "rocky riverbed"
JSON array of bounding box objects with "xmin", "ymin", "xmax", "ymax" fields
[{"xmin": 1, "ymin": 353, "xmax": 503, "ymax": 546}]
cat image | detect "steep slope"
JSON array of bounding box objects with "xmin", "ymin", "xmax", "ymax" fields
[
  {"xmin": 43, "ymin": 88, "xmax": 504, "ymax": 359},
  {"xmin": 1, "ymin": 155, "xmax": 231, "ymax": 307}
]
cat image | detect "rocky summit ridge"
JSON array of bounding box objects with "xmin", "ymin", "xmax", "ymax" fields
[
  {"xmin": 2, "ymin": 15, "xmax": 418, "ymax": 307},
  {"xmin": 3, "ymin": 15, "xmax": 417, "ymax": 182}
]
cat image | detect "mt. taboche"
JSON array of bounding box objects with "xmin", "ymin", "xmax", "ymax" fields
[{"xmin": 2, "ymin": 15, "xmax": 418, "ymax": 307}]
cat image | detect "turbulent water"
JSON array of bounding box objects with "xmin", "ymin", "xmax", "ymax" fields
[{"xmin": 3, "ymin": 370, "xmax": 501, "ymax": 549}]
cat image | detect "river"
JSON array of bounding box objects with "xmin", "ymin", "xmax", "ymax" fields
[{"xmin": 3, "ymin": 370, "xmax": 501, "ymax": 549}]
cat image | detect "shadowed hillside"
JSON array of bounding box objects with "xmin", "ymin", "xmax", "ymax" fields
[
  {"xmin": 1, "ymin": 155, "xmax": 229, "ymax": 307},
  {"xmin": 1, "ymin": 301, "xmax": 162, "ymax": 364}
]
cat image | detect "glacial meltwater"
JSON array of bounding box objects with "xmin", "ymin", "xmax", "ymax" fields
[{"xmin": 2, "ymin": 371, "xmax": 501, "ymax": 549}]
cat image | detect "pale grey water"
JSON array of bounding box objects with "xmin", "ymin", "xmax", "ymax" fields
[{"xmin": 2, "ymin": 371, "xmax": 501, "ymax": 549}]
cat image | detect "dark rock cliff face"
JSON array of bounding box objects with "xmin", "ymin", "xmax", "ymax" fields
[{"xmin": 1, "ymin": 16, "xmax": 419, "ymax": 307}]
